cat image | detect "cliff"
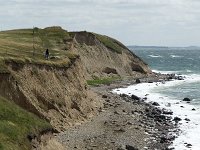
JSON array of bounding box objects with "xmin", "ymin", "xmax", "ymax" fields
[
  {"xmin": 70, "ymin": 31, "xmax": 151, "ymax": 79},
  {"xmin": 0, "ymin": 26, "xmax": 151, "ymax": 149}
]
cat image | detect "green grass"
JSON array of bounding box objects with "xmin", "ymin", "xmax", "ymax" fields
[
  {"xmin": 0, "ymin": 96, "xmax": 51, "ymax": 150},
  {"xmin": 94, "ymin": 33, "xmax": 123, "ymax": 54},
  {"xmin": 87, "ymin": 77, "xmax": 121, "ymax": 86},
  {"xmin": 0, "ymin": 26, "xmax": 78, "ymax": 72}
]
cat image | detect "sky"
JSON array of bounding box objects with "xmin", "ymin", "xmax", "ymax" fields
[{"xmin": 1, "ymin": 0, "xmax": 200, "ymax": 46}]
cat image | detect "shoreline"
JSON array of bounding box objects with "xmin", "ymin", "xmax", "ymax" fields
[{"xmin": 55, "ymin": 74, "xmax": 180, "ymax": 150}]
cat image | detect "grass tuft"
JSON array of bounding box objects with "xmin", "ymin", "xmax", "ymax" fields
[{"xmin": 87, "ymin": 76, "xmax": 121, "ymax": 86}]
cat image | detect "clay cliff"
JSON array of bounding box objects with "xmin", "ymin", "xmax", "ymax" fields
[{"xmin": 0, "ymin": 26, "xmax": 151, "ymax": 133}]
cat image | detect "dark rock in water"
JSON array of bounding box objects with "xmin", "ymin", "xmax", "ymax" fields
[
  {"xmin": 131, "ymin": 94, "xmax": 140, "ymax": 100},
  {"xmin": 173, "ymin": 117, "xmax": 182, "ymax": 123},
  {"xmin": 177, "ymin": 76, "xmax": 184, "ymax": 80},
  {"xmin": 148, "ymin": 81, "xmax": 153, "ymax": 83},
  {"xmin": 185, "ymin": 118, "xmax": 190, "ymax": 121},
  {"xmin": 160, "ymin": 134, "xmax": 176, "ymax": 143},
  {"xmin": 125, "ymin": 145, "xmax": 138, "ymax": 150},
  {"xmin": 183, "ymin": 98, "xmax": 191, "ymax": 102},
  {"xmin": 135, "ymin": 78, "xmax": 141, "ymax": 83},
  {"xmin": 192, "ymin": 108, "xmax": 196, "ymax": 111},
  {"xmin": 152, "ymin": 102, "xmax": 160, "ymax": 106},
  {"xmin": 102, "ymin": 95, "xmax": 108, "ymax": 98},
  {"xmin": 180, "ymin": 106, "xmax": 184, "ymax": 108},
  {"xmin": 186, "ymin": 143, "xmax": 192, "ymax": 148},
  {"xmin": 143, "ymin": 97, "xmax": 147, "ymax": 100}
]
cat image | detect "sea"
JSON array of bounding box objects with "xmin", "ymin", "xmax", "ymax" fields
[{"xmin": 113, "ymin": 48, "xmax": 200, "ymax": 150}]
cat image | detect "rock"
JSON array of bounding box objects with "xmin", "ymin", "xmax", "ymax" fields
[
  {"xmin": 135, "ymin": 78, "xmax": 141, "ymax": 83},
  {"xmin": 183, "ymin": 98, "xmax": 191, "ymax": 102},
  {"xmin": 186, "ymin": 143, "xmax": 192, "ymax": 148},
  {"xmin": 120, "ymin": 94, "xmax": 128, "ymax": 97},
  {"xmin": 160, "ymin": 134, "xmax": 175, "ymax": 143},
  {"xmin": 177, "ymin": 76, "xmax": 184, "ymax": 80},
  {"xmin": 173, "ymin": 117, "xmax": 182, "ymax": 123},
  {"xmin": 152, "ymin": 102, "xmax": 160, "ymax": 106},
  {"xmin": 180, "ymin": 106, "xmax": 184, "ymax": 108},
  {"xmin": 185, "ymin": 118, "xmax": 190, "ymax": 121},
  {"xmin": 192, "ymin": 108, "xmax": 196, "ymax": 111},
  {"xmin": 143, "ymin": 97, "xmax": 147, "ymax": 100},
  {"xmin": 125, "ymin": 145, "xmax": 138, "ymax": 150},
  {"xmin": 102, "ymin": 95, "xmax": 108, "ymax": 98},
  {"xmin": 131, "ymin": 94, "xmax": 140, "ymax": 100}
]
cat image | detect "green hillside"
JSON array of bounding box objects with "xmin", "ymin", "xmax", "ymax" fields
[{"xmin": 0, "ymin": 96, "xmax": 51, "ymax": 150}]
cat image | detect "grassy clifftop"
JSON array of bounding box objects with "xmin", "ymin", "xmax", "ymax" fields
[
  {"xmin": 0, "ymin": 26, "xmax": 78, "ymax": 73},
  {"xmin": 0, "ymin": 96, "xmax": 51, "ymax": 150}
]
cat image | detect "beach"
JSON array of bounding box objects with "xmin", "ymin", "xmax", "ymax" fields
[{"xmin": 56, "ymin": 75, "xmax": 179, "ymax": 150}]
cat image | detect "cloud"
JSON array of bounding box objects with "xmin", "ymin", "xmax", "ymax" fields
[{"xmin": 1, "ymin": 0, "xmax": 200, "ymax": 46}]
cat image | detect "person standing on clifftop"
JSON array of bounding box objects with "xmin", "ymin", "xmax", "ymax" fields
[{"xmin": 45, "ymin": 49, "xmax": 49, "ymax": 59}]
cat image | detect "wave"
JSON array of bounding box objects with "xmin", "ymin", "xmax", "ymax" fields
[
  {"xmin": 170, "ymin": 55, "xmax": 183, "ymax": 58},
  {"xmin": 148, "ymin": 54, "xmax": 163, "ymax": 58},
  {"xmin": 113, "ymin": 76, "xmax": 200, "ymax": 150},
  {"xmin": 152, "ymin": 69, "xmax": 181, "ymax": 74}
]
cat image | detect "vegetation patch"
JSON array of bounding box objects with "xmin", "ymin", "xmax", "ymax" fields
[
  {"xmin": 0, "ymin": 96, "xmax": 51, "ymax": 150},
  {"xmin": 87, "ymin": 77, "xmax": 121, "ymax": 86},
  {"xmin": 94, "ymin": 33, "xmax": 123, "ymax": 54}
]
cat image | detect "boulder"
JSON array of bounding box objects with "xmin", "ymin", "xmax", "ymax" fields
[
  {"xmin": 135, "ymin": 79, "xmax": 141, "ymax": 83},
  {"xmin": 102, "ymin": 95, "xmax": 108, "ymax": 98},
  {"xmin": 183, "ymin": 98, "xmax": 191, "ymax": 102},
  {"xmin": 131, "ymin": 94, "xmax": 140, "ymax": 100},
  {"xmin": 184, "ymin": 118, "xmax": 190, "ymax": 121},
  {"xmin": 120, "ymin": 94, "xmax": 128, "ymax": 98},
  {"xmin": 173, "ymin": 117, "xmax": 182, "ymax": 123},
  {"xmin": 186, "ymin": 143, "xmax": 192, "ymax": 148},
  {"xmin": 152, "ymin": 102, "xmax": 160, "ymax": 106}
]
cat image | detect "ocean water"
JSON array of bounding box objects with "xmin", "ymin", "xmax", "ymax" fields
[{"xmin": 113, "ymin": 49, "xmax": 200, "ymax": 150}]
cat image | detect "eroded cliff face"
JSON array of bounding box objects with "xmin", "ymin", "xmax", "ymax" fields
[
  {"xmin": 0, "ymin": 27, "xmax": 152, "ymax": 132},
  {"xmin": 0, "ymin": 58, "xmax": 102, "ymax": 132},
  {"xmin": 71, "ymin": 31, "xmax": 152, "ymax": 79}
]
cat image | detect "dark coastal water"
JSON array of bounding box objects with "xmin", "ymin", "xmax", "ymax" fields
[
  {"xmin": 114, "ymin": 48, "xmax": 200, "ymax": 149},
  {"xmin": 132, "ymin": 49, "xmax": 200, "ymax": 105}
]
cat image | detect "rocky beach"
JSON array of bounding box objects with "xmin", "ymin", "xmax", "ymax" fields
[{"xmin": 55, "ymin": 75, "xmax": 181, "ymax": 150}]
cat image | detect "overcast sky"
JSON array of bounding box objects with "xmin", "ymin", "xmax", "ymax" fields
[{"xmin": 1, "ymin": 0, "xmax": 200, "ymax": 46}]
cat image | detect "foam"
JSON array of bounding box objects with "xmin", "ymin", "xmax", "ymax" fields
[
  {"xmin": 148, "ymin": 54, "xmax": 163, "ymax": 58},
  {"xmin": 152, "ymin": 69, "xmax": 181, "ymax": 74},
  {"xmin": 171, "ymin": 55, "xmax": 184, "ymax": 58},
  {"xmin": 112, "ymin": 75, "xmax": 200, "ymax": 150}
]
